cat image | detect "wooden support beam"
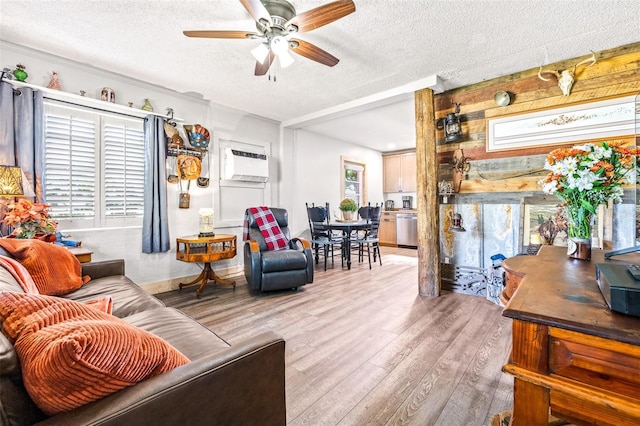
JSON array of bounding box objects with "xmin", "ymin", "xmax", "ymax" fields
[{"xmin": 415, "ymin": 88, "xmax": 440, "ymax": 297}]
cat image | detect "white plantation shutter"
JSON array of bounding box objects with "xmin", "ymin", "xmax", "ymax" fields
[
  {"xmin": 103, "ymin": 120, "xmax": 145, "ymax": 218},
  {"xmin": 44, "ymin": 109, "xmax": 97, "ymax": 222},
  {"xmin": 44, "ymin": 102, "xmax": 144, "ymax": 229}
]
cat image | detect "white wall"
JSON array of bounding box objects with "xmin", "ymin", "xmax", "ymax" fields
[
  {"xmin": 2, "ymin": 42, "xmax": 385, "ymax": 293},
  {"xmin": 280, "ymin": 128, "xmax": 384, "ymax": 239},
  {"xmin": 1, "ymin": 41, "xmax": 279, "ymax": 292}
]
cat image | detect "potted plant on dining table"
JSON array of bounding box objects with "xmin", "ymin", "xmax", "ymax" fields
[{"xmin": 339, "ymin": 198, "xmax": 358, "ymax": 221}]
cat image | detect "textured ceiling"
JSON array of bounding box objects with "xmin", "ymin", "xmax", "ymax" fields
[{"xmin": 1, "ymin": 0, "xmax": 639, "ymax": 151}]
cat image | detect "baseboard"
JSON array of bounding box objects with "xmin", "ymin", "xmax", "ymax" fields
[{"xmin": 139, "ymin": 265, "xmax": 244, "ymax": 295}]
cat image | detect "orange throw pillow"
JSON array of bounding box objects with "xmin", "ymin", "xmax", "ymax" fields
[
  {"xmin": 85, "ymin": 296, "xmax": 113, "ymax": 315},
  {"xmin": 0, "ymin": 255, "xmax": 39, "ymax": 293},
  {"xmin": 0, "ymin": 292, "xmax": 189, "ymax": 416},
  {"xmin": 0, "ymin": 239, "xmax": 90, "ymax": 296}
]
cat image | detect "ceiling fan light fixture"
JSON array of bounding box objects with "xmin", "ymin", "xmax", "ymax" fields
[
  {"xmin": 270, "ymin": 35, "xmax": 288, "ymax": 56},
  {"xmin": 251, "ymin": 42, "xmax": 270, "ymax": 63},
  {"xmin": 278, "ymin": 49, "xmax": 295, "ymax": 68},
  {"xmin": 270, "ymin": 35, "xmax": 294, "ymax": 68}
]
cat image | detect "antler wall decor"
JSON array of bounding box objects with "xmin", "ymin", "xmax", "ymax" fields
[{"xmin": 538, "ymin": 50, "xmax": 597, "ymax": 96}]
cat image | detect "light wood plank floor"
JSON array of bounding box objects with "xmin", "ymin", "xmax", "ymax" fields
[{"xmin": 157, "ymin": 247, "xmax": 513, "ymax": 425}]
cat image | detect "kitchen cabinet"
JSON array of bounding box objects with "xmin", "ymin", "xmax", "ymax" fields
[
  {"xmin": 383, "ymin": 152, "xmax": 416, "ymax": 193},
  {"xmin": 379, "ymin": 211, "xmax": 397, "ymax": 246}
]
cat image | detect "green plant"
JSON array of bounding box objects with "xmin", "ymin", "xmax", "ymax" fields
[{"xmin": 339, "ymin": 198, "xmax": 358, "ymax": 212}]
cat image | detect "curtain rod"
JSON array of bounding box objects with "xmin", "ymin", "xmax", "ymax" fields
[{"xmin": 1, "ymin": 76, "xmax": 184, "ymax": 122}]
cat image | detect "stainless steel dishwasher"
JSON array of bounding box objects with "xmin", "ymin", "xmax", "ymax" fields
[{"xmin": 396, "ymin": 213, "xmax": 417, "ymax": 247}]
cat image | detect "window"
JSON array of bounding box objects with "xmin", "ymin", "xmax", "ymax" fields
[
  {"xmin": 44, "ymin": 101, "xmax": 145, "ymax": 229},
  {"xmin": 341, "ymin": 157, "xmax": 366, "ymax": 206}
]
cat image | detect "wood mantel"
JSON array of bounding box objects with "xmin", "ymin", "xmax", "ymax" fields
[{"xmin": 502, "ymin": 246, "xmax": 640, "ymax": 425}]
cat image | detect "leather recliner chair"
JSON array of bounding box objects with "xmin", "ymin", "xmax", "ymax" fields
[{"xmin": 244, "ymin": 207, "xmax": 314, "ymax": 292}]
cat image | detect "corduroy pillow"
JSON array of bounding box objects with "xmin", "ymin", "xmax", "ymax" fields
[
  {"xmin": 85, "ymin": 296, "xmax": 113, "ymax": 315},
  {"xmin": 0, "ymin": 292, "xmax": 189, "ymax": 416},
  {"xmin": 0, "ymin": 239, "xmax": 90, "ymax": 295},
  {"xmin": 0, "ymin": 255, "xmax": 39, "ymax": 293}
]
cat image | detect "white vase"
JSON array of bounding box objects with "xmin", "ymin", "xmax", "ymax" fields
[{"xmin": 342, "ymin": 211, "xmax": 354, "ymax": 221}]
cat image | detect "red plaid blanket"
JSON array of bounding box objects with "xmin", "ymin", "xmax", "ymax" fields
[{"xmin": 243, "ymin": 206, "xmax": 289, "ymax": 251}]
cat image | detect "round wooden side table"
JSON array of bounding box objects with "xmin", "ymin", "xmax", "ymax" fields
[{"xmin": 176, "ymin": 234, "xmax": 237, "ymax": 298}]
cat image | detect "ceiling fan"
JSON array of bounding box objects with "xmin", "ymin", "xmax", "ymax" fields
[{"xmin": 183, "ymin": 0, "xmax": 356, "ymax": 76}]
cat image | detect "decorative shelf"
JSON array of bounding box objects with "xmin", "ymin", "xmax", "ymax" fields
[{"xmin": 167, "ymin": 146, "xmax": 206, "ymax": 159}]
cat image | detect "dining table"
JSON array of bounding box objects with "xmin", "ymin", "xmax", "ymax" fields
[{"xmin": 323, "ymin": 220, "xmax": 371, "ymax": 270}]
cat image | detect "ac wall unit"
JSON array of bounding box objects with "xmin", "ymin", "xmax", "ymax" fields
[{"xmin": 223, "ymin": 148, "xmax": 269, "ymax": 182}]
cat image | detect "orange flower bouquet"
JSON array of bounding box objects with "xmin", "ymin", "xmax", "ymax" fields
[
  {"xmin": 1, "ymin": 199, "xmax": 57, "ymax": 239},
  {"xmin": 540, "ymin": 140, "xmax": 638, "ymax": 258}
]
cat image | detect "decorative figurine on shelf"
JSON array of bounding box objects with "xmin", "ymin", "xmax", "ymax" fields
[
  {"xmin": 141, "ymin": 98, "xmax": 154, "ymax": 112},
  {"xmin": 12, "ymin": 64, "xmax": 28, "ymax": 82},
  {"xmin": 2, "ymin": 67, "xmax": 15, "ymax": 80},
  {"xmin": 79, "ymin": 90, "xmax": 86, "ymax": 97},
  {"xmin": 47, "ymin": 71, "xmax": 62, "ymax": 90},
  {"xmin": 101, "ymin": 87, "xmax": 115, "ymax": 103}
]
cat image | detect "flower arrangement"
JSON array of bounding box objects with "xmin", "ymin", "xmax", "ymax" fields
[
  {"xmin": 540, "ymin": 140, "xmax": 638, "ymax": 244},
  {"xmin": 1, "ymin": 199, "xmax": 57, "ymax": 239},
  {"xmin": 339, "ymin": 198, "xmax": 358, "ymax": 212}
]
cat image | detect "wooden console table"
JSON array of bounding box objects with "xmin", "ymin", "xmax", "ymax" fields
[
  {"xmin": 176, "ymin": 234, "xmax": 237, "ymax": 298},
  {"xmin": 502, "ymin": 246, "xmax": 640, "ymax": 425}
]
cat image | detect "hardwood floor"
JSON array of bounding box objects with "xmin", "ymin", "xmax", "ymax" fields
[{"xmin": 157, "ymin": 247, "xmax": 513, "ymax": 425}]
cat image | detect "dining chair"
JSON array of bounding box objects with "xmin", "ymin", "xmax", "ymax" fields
[
  {"xmin": 306, "ymin": 203, "xmax": 343, "ymax": 270},
  {"xmin": 356, "ymin": 203, "xmax": 383, "ymax": 269}
]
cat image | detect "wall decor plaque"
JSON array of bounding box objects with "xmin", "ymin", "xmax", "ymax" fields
[{"xmin": 486, "ymin": 95, "xmax": 635, "ymax": 152}]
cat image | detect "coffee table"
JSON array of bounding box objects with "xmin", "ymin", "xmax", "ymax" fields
[{"xmin": 176, "ymin": 234, "xmax": 237, "ymax": 298}]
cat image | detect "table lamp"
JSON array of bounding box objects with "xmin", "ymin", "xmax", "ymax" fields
[
  {"xmin": 198, "ymin": 208, "xmax": 215, "ymax": 237},
  {"xmin": 0, "ymin": 165, "xmax": 24, "ymax": 198}
]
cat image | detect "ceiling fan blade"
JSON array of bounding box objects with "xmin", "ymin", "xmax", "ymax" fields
[
  {"xmin": 255, "ymin": 50, "xmax": 276, "ymax": 76},
  {"xmin": 288, "ymin": 0, "xmax": 355, "ymax": 33},
  {"xmin": 183, "ymin": 30, "xmax": 258, "ymax": 39},
  {"xmin": 240, "ymin": 0, "xmax": 272, "ymax": 25},
  {"xmin": 290, "ymin": 39, "xmax": 339, "ymax": 67}
]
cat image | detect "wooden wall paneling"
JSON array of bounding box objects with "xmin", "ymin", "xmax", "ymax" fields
[
  {"xmin": 429, "ymin": 42, "xmax": 639, "ymax": 270},
  {"xmin": 434, "ymin": 42, "xmax": 640, "ymax": 196}
]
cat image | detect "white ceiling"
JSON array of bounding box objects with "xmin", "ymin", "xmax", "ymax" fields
[{"xmin": 1, "ymin": 0, "xmax": 639, "ymax": 152}]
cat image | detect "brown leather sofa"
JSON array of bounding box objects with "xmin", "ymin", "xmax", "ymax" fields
[{"xmin": 0, "ymin": 253, "xmax": 286, "ymax": 426}]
